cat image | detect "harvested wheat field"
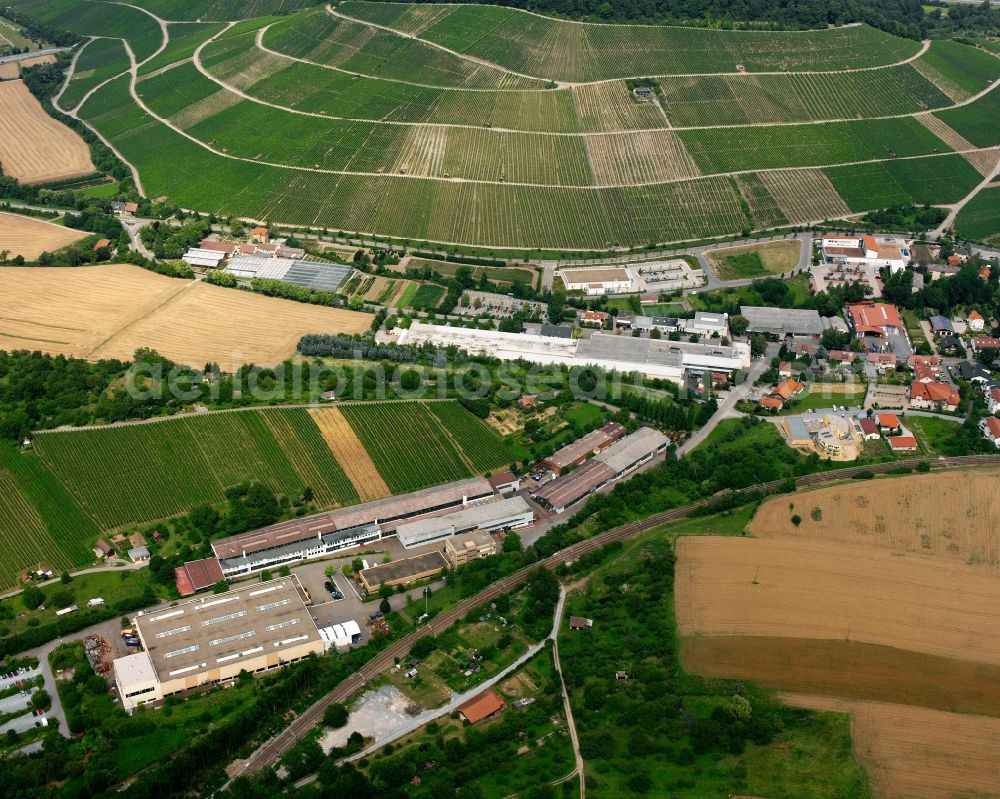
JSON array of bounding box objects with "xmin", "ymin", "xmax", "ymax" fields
[
  {"xmin": 0, "ymin": 211, "xmax": 87, "ymax": 259},
  {"xmin": 0, "ymin": 264, "xmax": 371, "ymax": 367},
  {"xmin": 91, "ymin": 279, "xmax": 372, "ymax": 369},
  {"xmin": 0, "ymin": 80, "xmax": 95, "ymax": 183},
  {"xmin": 0, "ymin": 264, "xmax": 183, "ymax": 356},
  {"xmin": 681, "ymin": 636, "xmax": 1000, "ymax": 717},
  {"xmin": 0, "ymin": 54, "xmax": 54, "ymax": 80},
  {"xmin": 308, "ymin": 407, "xmax": 389, "ymax": 501},
  {"xmin": 780, "ymin": 695, "xmax": 1000, "ymax": 799},
  {"xmin": 749, "ymin": 469, "xmax": 1000, "ymax": 572},
  {"xmin": 675, "ymin": 536, "xmax": 1000, "ymax": 666}
]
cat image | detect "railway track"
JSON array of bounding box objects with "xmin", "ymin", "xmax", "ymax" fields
[{"xmin": 230, "ymin": 454, "xmax": 1000, "ymax": 781}]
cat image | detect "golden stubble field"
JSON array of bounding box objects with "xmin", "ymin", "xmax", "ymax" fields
[
  {"xmin": 0, "ymin": 79, "xmax": 95, "ymax": 183},
  {"xmin": 676, "ymin": 470, "xmax": 1000, "ymax": 798},
  {"xmin": 307, "ymin": 407, "xmax": 390, "ymax": 501},
  {"xmin": 675, "ymin": 536, "xmax": 1000, "ymax": 666},
  {"xmin": 780, "ymin": 695, "xmax": 1000, "ymax": 799},
  {"xmin": 0, "ymin": 210, "xmax": 87, "ymax": 259},
  {"xmin": 0, "ymin": 265, "xmax": 372, "ymax": 368},
  {"xmin": 748, "ymin": 469, "xmax": 1000, "ymax": 571}
]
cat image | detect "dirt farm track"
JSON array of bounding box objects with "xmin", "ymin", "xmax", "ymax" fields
[
  {"xmin": 0, "ymin": 79, "xmax": 95, "ymax": 184},
  {"xmin": 0, "ymin": 265, "xmax": 372, "ymax": 368}
]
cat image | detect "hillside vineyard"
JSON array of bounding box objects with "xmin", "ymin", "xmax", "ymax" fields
[{"xmin": 12, "ymin": 0, "xmax": 1000, "ymax": 248}]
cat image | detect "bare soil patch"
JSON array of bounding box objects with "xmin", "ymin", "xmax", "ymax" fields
[
  {"xmin": 705, "ymin": 239, "xmax": 800, "ymax": 279},
  {"xmin": 748, "ymin": 469, "xmax": 1000, "ymax": 573},
  {"xmin": 675, "ymin": 536, "xmax": 1000, "ymax": 666},
  {"xmin": 0, "ymin": 79, "xmax": 95, "ymax": 183},
  {"xmin": 779, "ymin": 695, "xmax": 1000, "ymax": 799},
  {"xmin": 0, "ymin": 211, "xmax": 87, "ymax": 259},
  {"xmin": 308, "ymin": 407, "xmax": 390, "ymax": 501},
  {"xmin": 680, "ymin": 636, "xmax": 1000, "ymax": 717}
]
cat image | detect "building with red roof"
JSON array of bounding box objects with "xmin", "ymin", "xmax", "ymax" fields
[
  {"xmin": 909, "ymin": 381, "xmax": 960, "ymax": 412},
  {"xmin": 846, "ymin": 302, "xmax": 905, "ymax": 338},
  {"xmin": 887, "ymin": 435, "xmax": 918, "ymax": 452},
  {"xmin": 980, "ymin": 416, "xmax": 1000, "ymax": 448},
  {"xmin": 175, "ymin": 557, "xmax": 226, "ymax": 596},
  {"xmin": 877, "ymin": 412, "xmax": 900, "ymax": 430},
  {"xmin": 458, "ymin": 690, "xmax": 505, "ymax": 725},
  {"xmin": 858, "ymin": 417, "xmax": 880, "ymax": 439}
]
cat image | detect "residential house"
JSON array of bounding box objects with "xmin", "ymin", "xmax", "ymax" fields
[
  {"xmin": 761, "ymin": 378, "xmax": 805, "ymax": 410},
  {"xmin": 865, "ymin": 352, "xmax": 897, "ymax": 373},
  {"xmin": 615, "ymin": 311, "xmax": 634, "ymax": 329},
  {"xmin": 887, "ymin": 435, "xmax": 918, "ymax": 452},
  {"xmin": 250, "ymin": 226, "xmax": 269, "ymax": 244},
  {"xmin": 938, "ymin": 335, "xmax": 963, "ymax": 355},
  {"xmin": 828, "ymin": 350, "xmax": 856, "ymax": 366},
  {"xmin": 928, "ymin": 315, "xmax": 954, "ymax": 335},
  {"xmin": 759, "ymin": 396, "xmax": 783, "ymax": 411},
  {"xmin": 581, "ymin": 310, "xmax": 609, "ymax": 328},
  {"xmin": 123, "ymin": 202, "xmax": 138, "ymax": 215},
  {"xmin": 845, "ymin": 302, "xmax": 905, "ymax": 339},
  {"xmin": 956, "ymin": 360, "xmax": 992, "ymax": 384},
  {"xmin": 568, "ymin": 616, "xmax": 593, "ymax": 630},
  {"xmin": 877, "ymin": 412, "xmax": 901, "ymax": 432},
  {"xmin": 858, "ymin": 417, "xmax": 880, "ymax": 440},
  {"xmin": 458, "ymin": 691, "xmax": 505, "ymax": 725},
  {"xmin": 980, "ymin": 415, "xmax": 1000, "ymax": 448},
  {"xmin": 968, "ymin": 310, "xmax": 985, "ymax": 332},
  {"xmin": 986, "ymin": 386, "xmax": 1000, "ymax": 415},
  {"xmin": 779, "ymin": 361, "xmax": 792, "ymax": 378},
  {"xmin": 971, "ymin": 337, "xmax": 1000, "ymax": 353},
  {"xmin": 93, "ymin": 539, "xmax": 114, "ymax": 559},
  {"xmin": 909, "ymin": 381, "xmax": 960, "ymax": 412},
  {"xmin": 980, "ymin": 265, "xmax": 992, "ymax": 281},
  {"xmin": 908, "ymin": 355, "xmax": 943, "ymax": 383}
]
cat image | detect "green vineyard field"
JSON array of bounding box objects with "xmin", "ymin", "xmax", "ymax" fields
[
  {"xmin": 0, "ymin": 448, "xmax": 99, "ymax": 589},
  {"xmin": 58, "ymin": 37, "xmax": 129, "ymax": 110},
  {"xmin": 956, "ymin": 186, "xmax": 1000, "ymax": 246}
]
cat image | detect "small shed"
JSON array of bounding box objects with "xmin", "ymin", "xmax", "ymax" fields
[
  {"xmin": 93, "ymin": 539, "xmax": 114, "ymax": 559},
  {"xmin": 568, "ymin": 616, "xmax": 593, "ymax": 630}
]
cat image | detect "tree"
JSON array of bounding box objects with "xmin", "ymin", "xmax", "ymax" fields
[
  {"xmin": 351, "ymin": 558, "xmax": 363, "ymax": 573},
  {"xmin": 728, "ymin": 314, "xmax": 749, "ymax": 337},
  {"xmin": 379, "ymin": 597, "xmax": 391, "ymax": 615},
  {"xmin": 60, "ymin": 571, "xmax": 72, "ymax": 585},
  {"xmin": 323, "ymin": 702, "xmax": 349, "ymax": 728},
  {"xmin": 749, "ymin": 333, "xmax": 768, "ymax": 358},
  {"xmin": 260, "ymin": 569, "xmax": 273, "ymax": 582},
  {"xmin": 503, "ymin": 531, "xmax": 522, "ymax": 552},
  {"xmin": 21, "ymin": 585, "xmax": 44, "ymax": 610}
]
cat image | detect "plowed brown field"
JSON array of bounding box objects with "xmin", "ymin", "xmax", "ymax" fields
[
  {"xmin": 675, "ymin": 536, "xmax": 1000, "ymax": 666},
  {"xmin": 308, "ymin": 407, "xmax": 389, "ymax": 501},
  {"xmin": 779, "ymin": 695, "xmax": 1000, "ymax": 799},
  {"xmin": 748, "ymin": 469, "xmax": 1000, "ymax": 572},
  {"xmin": 681, "ymin": 636, "xmax": 1000, "ymax": 717},
  {"xmin": 0, "ymin": 210, "xmax": 87, "ymax": 259},
  {"xmin": 0, "ymin": 79, "xmax": 95, "ymax": 183}
]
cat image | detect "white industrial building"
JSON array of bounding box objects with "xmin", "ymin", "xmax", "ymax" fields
[
  {"xmin": 556, "ymin": 260, "xmax": 703, "ymax": 296},
  {"xmin": 395, "ymin": 496, "xmax": 534, "ymax": 549},
  {"xmin": 114, "ymin": 578, "xmax": 324, "ymax": 711},
  {"xmin": 319, "ymin": 620, "xmax": 362, "ymax": 651},
  {"xmin": 397, "ymin": 322, "xmax": 748, "ymax": 384},
  {"xmin": 558, "ymin": 266, "xmax": 637, "ymax": 295},
  {"xmin": 821, "ymin": 234, "xmax": 911, "ymax": 273}
]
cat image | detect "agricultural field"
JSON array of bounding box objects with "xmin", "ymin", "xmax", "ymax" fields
[
  {"xmin": 58, "ymin": 37, "xmax": 129, "ymax": 111},
  {"xmin": 675, "ymin": 535, "xmax": 1000, "ymax": 666},
  {"xmin": 0, "ymin": 211, "xmax": 87, "ymax": 260},
  {"xmin": 338, "ymin": 401, "xmax": 512, "ymax": 493},
  {"xmin": 705, "ymin": 239, "xmax": 800, "ymax": 279},
  {"xmin": 0, "ymin": 447, "xmax": 99, "ymax": 589},
  {"xmin": 0, "ymin": 265, "xmax": 371, "ymax": 368},
  {"xmin": 341, "ymin": 1, "xmax": 921, "ymax": 80},
  {"xmin": 678, "ymin": 470, "xmax": 1000, "ymax": 796},
  {"xmin": 0, "ymin": 52, "xmax": 53, "ymax": 79},
  {"xmin": 307, "ymin": 407, "xmax": 389, "ymax": 501},
  {"xmin": 956, "ymin": 185, "xmax": 1000, "ymax": 245},
  {"xmin": 0, "ymin": 80, "xmax": 95, "ymax": 184},
  {"xmin": 32, "ymin": 409, "xmax": 358, "ymax": 529},
  {"xmin": 748, "ymin": 469, "xmax": 1000, "ymax": 572},
  {"xmin": 37, "ymin": 0, "xmax": 996, "ymax": 249},
  {"xmin": 779, "ymin": 696, "xmax": 1000, "ymax": 799}
]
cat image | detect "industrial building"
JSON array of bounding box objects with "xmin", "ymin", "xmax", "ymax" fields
[
  {"xmin": 395, "ymin": 496, "xmax": 533, "ymax": 549},
  {"xmin": 821, "ymin": 234, "xmax": 910, "ymax": 273},
  {"xmin": 359, "ymin": 552, "xmax": 448, "ymax": 593},
  {"xmin": 114, "ymin": 578, "xmax": 324, "ymax": 711},
  {"xmin": 542, "ymin": 421, "xmax": 626, "ymax": 473},
  {"xmin": 397, "ymin": 323, "xmax": 749, "ymax": 384},
  {"xmin": 174, "ymin": 557, "xmax": 226, "ymax": 597},
  {"xmin": 209, "ymin": 477, "xmax": 495, "ymax": 577},
  {"xmin": 224, "ymin": 255, "xmax": 353, "ymax": 293},
  {"xmin": 319, "ymin": 620, "xmax": 362, "ymax": 651},
  {"xmin": 740, "ymin": 306, "xmax": 825, "ymax": 338},
  {"xmin": 444, "ymin": 532, "xmax": 497, "ymax": 568},
  {"xmin": 533, "ymin": 427, "xmax": 669, "ymax": 513}
]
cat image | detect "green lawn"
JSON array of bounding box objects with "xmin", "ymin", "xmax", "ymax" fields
[
  {"xmin": 77, "ymin": 180, "xmax": 120, "ymax": 199},
  {"xmin": 907, "ymin": 414, "xmax": 963, "ymax": 456},
  {"xmin": 779, "ymin": 384, "xmax": 867, "ymax": 414}
]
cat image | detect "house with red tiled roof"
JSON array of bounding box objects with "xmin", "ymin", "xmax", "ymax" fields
[
  {"xmin": 846, "ymin": 302, "xmax": 905, "ymax": 338},
  {"xmin": 909, "ymin": 381, "xmax": 960, "ymax": 412},
  {"xmin": 987, "ymin": 387, "xmax": 1000, "ymax": 415},
  {"xmin": 877, "ymin": 412, "xmax": 900, "ymax": 431},
  {"xmin": 581, "ymin": 310, "xmax": 609, "ymax": 327},
  {"xmin": 858, "ymin": 417, "xmax": 880, "ymax": 440},
  {"xmin": 968, "ymin": 310, "xmax": 985, "ymax": 332},
  {"xmin": 981, "ymin": 415, "xmax": 1000, "ymax": 448},
  {"xmin": 980, "ymin": 265, "xmax": 992, "ymax": 281},
  {"xmin": 887, "ymin": 435, "xmax": 918, "ymax": 452},
  {"xmin": 759, "ymin": 396, "xmax": 783, "ymax": 411},
  {"xmin": 93, "ymin": 238, "xmax": 111, "ymax": 251},
  {"xmin": 772, "ymin": 378, "xmax": 804, "ymax": 403},
  {"xmin": 458, "ymin": 690, "xmax": 505, "ymax": 725},
  {"xmin": 971, "ymin": 337, "xmax": 1000, "ymax": 353}
]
